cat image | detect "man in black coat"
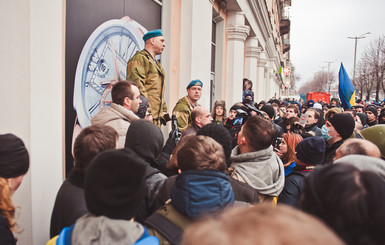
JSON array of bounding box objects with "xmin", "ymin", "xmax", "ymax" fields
[
  {"xmin": 49, "ymin": 125, "xmax": 118, "ymax": 238},
  {"xmin": 322, "ymin": 113, "xmax": 355, "ymax": 165}
]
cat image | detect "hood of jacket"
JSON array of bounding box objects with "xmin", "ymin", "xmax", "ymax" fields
[
  {"xmin": 91, "ymin": 103, "xmax": 139, "ymax": 126},
  {"xmin": 171, "ymin": 170, "xmax": 234, "ymax": 219},
  {"xmin": 72, "ymin": 214, "xmax": 145, "ymax": 245},
  {"xmin": 230, "ymin": 145, "xmax": 285, "ymax": 196},
  {"xmin": 124, "ymin": 119, "xmax": 164, "ymax": 162}
]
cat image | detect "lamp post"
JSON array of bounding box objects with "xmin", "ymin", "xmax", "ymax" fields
[
  {"xmin": 348, "ymin": 32, "xmax": 370, "ymax": 85},
  {"xmin": 325, "ymin": 60, "xmax": 336, "ymax": 93}
]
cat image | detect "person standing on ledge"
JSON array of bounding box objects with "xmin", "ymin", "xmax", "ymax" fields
[{"xmin": 126, "ymin": 29, "xmax": 167, "ymax": 127}]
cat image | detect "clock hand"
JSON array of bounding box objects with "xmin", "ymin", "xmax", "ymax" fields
[{"xmin": 109, "ymin": 37, "xmax": 121, "ymax": 84}]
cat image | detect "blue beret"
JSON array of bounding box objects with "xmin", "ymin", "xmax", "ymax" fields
[
  {"xmin": 143, "ymin": 29, "xmax": 163, "ymax": 41},
  {"xmin": 186, "ymin": 80, "xmax": 203, "ymax": 89}
]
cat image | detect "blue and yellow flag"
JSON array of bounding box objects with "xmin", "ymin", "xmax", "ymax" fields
[{"xmin": 338, "ymin": 63, "xmax": 356, "ymax": 109}]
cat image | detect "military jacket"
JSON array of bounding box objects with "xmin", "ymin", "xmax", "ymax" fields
[{"xmin": 126, "ymin": 49, "xmax": 167, "ymax": 125}]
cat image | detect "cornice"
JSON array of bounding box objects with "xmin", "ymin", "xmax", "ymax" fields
[
  {"xmin": 248, "ymin": 0, "xmax": 272, "ymax": 42},
  {"xmin": 245, "ymin": 46, "xmax": 262, "ymax": 58},
  {"xmin": 226, "ymin": 25, "xmax": 250, "ymax": 42}
]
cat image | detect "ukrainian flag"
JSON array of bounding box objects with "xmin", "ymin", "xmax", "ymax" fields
[{"xmin": 338, "ymin": 63, "xmax": 356, "ymax": 109}]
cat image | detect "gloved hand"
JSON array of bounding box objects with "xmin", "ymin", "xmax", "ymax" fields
[{"xmin": 162, "ymin": 128, "xmax": 180, "ymax": 154}]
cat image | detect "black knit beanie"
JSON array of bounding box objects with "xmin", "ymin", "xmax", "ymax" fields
[
  {"xmin": 366, "ymin": 106, "xmax": 378, "ymax": 117},
  {"xmin": 197, "ymin": 124, "xmax": 233, "ymax": 167},
  {"xmin": 0, "ymin": 134, "xmax": 29, "ymax": 178},
  {"xmin": 260, "ymin": 105, "xmax": 276, "ymax": 119},
  {"xmin": 84, "ymin": 148, "xmax": 146, "ymax": 220},
  {"xmin": 328, "ymin": 113, "xmax": 355, "ymax": 139},
  {"xmin": 295, "ymin": 136, "xmax": 326, "ymax": 165}
]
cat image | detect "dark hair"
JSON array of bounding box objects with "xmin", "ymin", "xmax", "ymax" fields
[
  {"xmin": 74, "ymin": 125, "xmax": 118, "ymax": 172},
  {"xmin": 243, "ymin": 115, "xmax": 275, "ymax": 151},
  {"xmin": 177, "ymin": 135, "xmax": 226, "ymax": 172},
  {"xmin": 111, "ymin": 80, "xmax": 137, "ymax": 105},
  {"xmin": 301, "ymin": 164, "xmax": 385, "ymax": 245},
  {"xmin": 306, "ymin": 108, "xmax": 320, "ymax": 120},
  {"xmin": 243, "ymin": 78, "xmax": 253, "ymax": 90},
  {"xmin": 287, "ymin": 104, "xmax": 299, "ymax": 114}
]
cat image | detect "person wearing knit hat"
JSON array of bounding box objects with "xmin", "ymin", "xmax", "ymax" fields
[
  {"xmin": 48, "ymin": 148, "xmax": 159, "ymax": 244},
  {"xmin": 322, "ymin": 113, "xmax": 355, "ymax": 165},
  {"xmin": 260, "ymin": 104, "xmax": 276, "ymax": 120},
  {"xmin": 278, "ymin": 136, "xmax": 326, "ymax": 208},
  {"xmin": 126, "ymin": 28, "xmax": 167, "ymax": 128},
  {"xmin": 366, "ymin": 106, "xmax": 378, "ymax": 126},
  {"xmin": 172, "ymin": 80, "xmax": 203, "ymax": 133},
  {"xmin": 0, "ymin": 134, "xmax": 29, "ymax": 244}
]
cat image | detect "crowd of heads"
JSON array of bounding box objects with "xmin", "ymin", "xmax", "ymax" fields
[{"xmin": 3, "ymin": 75, "xmax": 385, "ymax": 244}]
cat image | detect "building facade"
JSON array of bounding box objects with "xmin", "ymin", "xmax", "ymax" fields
[{"xmin": 0, "ymin": 0, "xmax": 291, "ymax": 244}]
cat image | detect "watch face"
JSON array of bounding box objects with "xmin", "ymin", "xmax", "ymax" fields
[{"xmin": 74, "ymin": 18, "xmax": 146, "ymax": 128}]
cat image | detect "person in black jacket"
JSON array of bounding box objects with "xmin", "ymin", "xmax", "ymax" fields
[
  {"xmin": 50, "ymin": 125, "xmax": 118, "ymax": 238},
  {"xmin": 125, "ymin": 119, "xmax": 167, "ymax": 223},
  {"xmin": 278, "ymin": 136, "xmax": 326, "ymax": 208},
  {"xmin": 322, "ymin": 113, "xmax": 355, "ymax": 165},
  {"xmin": 0, "ymin": 134, "xmax": 30, "ymax": 245}
]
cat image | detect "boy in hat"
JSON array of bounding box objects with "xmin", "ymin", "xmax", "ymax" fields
[
  {"xmin": 321, "ymin": 113, "xmax": 355, "ymax": 164},
  {"xmin": 48, "ymin": 148, "xmax": 158, "ymax": 244}
]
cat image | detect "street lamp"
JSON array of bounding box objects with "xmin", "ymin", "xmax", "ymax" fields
[
  {"xmin": 348, "ymin": 32, "xmax": 370, "ymax": 85},
  {"xmin": 325, "ymin": 60, "xmax": 337, "ymax": 92}
]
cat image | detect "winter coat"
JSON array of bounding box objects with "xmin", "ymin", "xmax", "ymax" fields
[
  {"xmin": 146, "ymin": 170, "xmax": 234, "ymax": 245},
  {"xmin": 278, "ymin": 165, "xmax": 315, "ymax": 208},
  {"xmin": 126, "ymin": 49, "xmax": 167, "ymax": 126},
  {"xmin": 152, "ymin": 173, "xmax": 259, "ymax": 213},
  {"xmin": 323, "ymin": 139, "xmax": 344, "ymax": 165},
  {"xmin": 91, "ymin": 103, "xmax": 139, "ymax": 148},
  {"xmin": 172, "ymin": 96, "xmax": 197, "ymax": 133},
  {"xmin": 124, "ymin": 120, "xmax": 167, "ymax": 223},
  {"xmin": 0, "ymin": 216, "xmax": 16, "ymax": 245},
  {"xmin": 229, "ymin": 145, "xmax": 285, "ymax": 204},
  {"xmin": 50, "ymin": 169, "xmax": 87, "ymax": 238},
  {"xmin": 305, "ymin": 124, "xmax": 322, "ymax": 137},
  {"xmin": 47, "ymin": 214, "xmax": 158, "ymax": 245},
  {"xmin": 182, "ymin": 123, "xmax": 200, "ymax": 137}
]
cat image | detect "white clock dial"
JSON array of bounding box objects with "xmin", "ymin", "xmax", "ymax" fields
[{"xmin": 73, "ymin": 18, "xmax": 146, "ymax": 128}]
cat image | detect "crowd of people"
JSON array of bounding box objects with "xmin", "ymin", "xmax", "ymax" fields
[{"xmin": 1, "ymin": 28, "xmax": 385, "ymax": 245}]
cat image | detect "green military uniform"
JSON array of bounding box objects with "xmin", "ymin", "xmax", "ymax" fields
[
  {"xmin": 172, "ymin": 96, "xmax": 198, "ymax": 133},
  {"xmin": 126, "ymin": 49, "xmax": 167, "ymax": 127}
]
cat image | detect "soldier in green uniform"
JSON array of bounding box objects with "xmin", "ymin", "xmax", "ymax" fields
[
  {"xmin": 126, "ymin": 29, "xmax": 167, "ymax": 127},
  {"xmin": 172, "ymin": 80, "xmax": 203, "ymax": 133}
]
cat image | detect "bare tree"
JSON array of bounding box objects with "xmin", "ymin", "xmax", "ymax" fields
[
  {"xmin": 361, "ymin": 36, "xmax": 385, "ymax": 101},
  {"xmin": 297, "ymin": 69, "xmax": 335, "ymax": 94},
  {"xmin": 356, "ymin": 59, "xmax": 375, "ymax": 100}
]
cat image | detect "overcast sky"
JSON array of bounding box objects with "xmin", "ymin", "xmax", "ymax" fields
[{"xmin": 290, "ymin": 0, "xmax": 385, "ymax": 90}]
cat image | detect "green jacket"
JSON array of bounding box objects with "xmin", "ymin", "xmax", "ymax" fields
[
  {"xmin": 146, "ymin": 203, "xmax": 192, "ymax": 245},
  {"xmin": 126, "ymin": 49, "xmax": 167, "ymax": 125},
  {"xmin": 172, "ymin": 96, "xmax": 198, "ymax": 133}
]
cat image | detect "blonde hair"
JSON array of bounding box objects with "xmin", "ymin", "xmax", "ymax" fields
[
  {"xmin": 181, "ymin": 205, "xmax": 344, "ymax": 245},
  {"xmin": 0, "ymin": 178, "xmax": 16, "ymax": 232}
]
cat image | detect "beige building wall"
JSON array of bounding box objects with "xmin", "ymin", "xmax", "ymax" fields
[{"xmin": 0, "ymin": 0, "xmax": 64, "ymax": 244}]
